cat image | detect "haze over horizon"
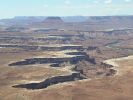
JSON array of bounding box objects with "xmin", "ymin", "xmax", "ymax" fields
[{"xmin": 0, "ymin": 0, "xmax": 133, "ymax": 19}]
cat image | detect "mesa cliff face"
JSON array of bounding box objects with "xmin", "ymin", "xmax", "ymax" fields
[
  {"xmin": 43, "ymin": 17, "xmax": 64, "ymax": 24},
  {"xmin": 9, "ymin": 51, "xmax": 95, "ymax": 66}
]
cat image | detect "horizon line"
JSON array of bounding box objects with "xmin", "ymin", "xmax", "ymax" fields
[{"xmin": 0, "ymin": 15, "xmax": 133, "ymax": 20}]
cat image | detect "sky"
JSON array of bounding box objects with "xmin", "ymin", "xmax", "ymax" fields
[{"xmin": 0, "ymin": 0, "xmax": 133, "ymax": 19}]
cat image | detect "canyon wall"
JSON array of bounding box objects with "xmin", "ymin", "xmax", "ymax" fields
[{"xmin": 13, "ymin": 72, "xmax": 86, "ymax": 89}]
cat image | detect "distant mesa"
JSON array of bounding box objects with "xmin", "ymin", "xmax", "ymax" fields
[
  {"xmin": 43, "ymin": 17, "xmax": 64, "ymax": 23},
  {"xmin": 86, "ymin": 16, "xmax": 133, "ymax": 23}
]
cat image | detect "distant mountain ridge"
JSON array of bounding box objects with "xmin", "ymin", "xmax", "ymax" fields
[
  {"xmin": 0, "ymin": 16, "xmax": 133, "ymax": 29},
  {"xmin": 0, "ymin": 16, "xmax": 88, "ymax": 26}
]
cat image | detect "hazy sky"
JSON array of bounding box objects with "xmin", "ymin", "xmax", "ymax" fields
[{"xmin": 0, "ymin": 0, "xmax": 133, "ymax": 19}]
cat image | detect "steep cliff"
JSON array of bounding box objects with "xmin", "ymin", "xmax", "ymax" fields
[{"xmin": 13, "ymin": 72, "xmax": 86, "ymax": 89}]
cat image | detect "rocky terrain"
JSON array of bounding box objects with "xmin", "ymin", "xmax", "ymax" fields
[{"xmin": 0, "ymin": 16, "xmax": 133, "ymax": 100}]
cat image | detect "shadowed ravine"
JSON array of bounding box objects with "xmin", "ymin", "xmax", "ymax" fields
[
  {"xmin": 12, "ymin": 73, "xmax": 86, "ymax": 89},
  {"xmin": 9, "ymin": 51, "xmax": 96, "ymax": 66},
  {"xmin": 11, "ymin": 50, "xmax": 95, "ymax": 89},
  {"xmin": 10, "ymin": 46, "xmax": 115, "ymax": 90}
]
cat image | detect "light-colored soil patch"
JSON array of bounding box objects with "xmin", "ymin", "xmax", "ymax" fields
[{"xmin": 103, "ymin": 55, "xmax": 133, "ymax": 76}]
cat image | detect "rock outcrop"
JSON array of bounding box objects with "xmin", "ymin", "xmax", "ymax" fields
[
  {"xmin": 101, "ymin": 62, "xmax": 115, "ymax": 68},
  {"xmin": 100, "ymin": 61, "xmax": 117, "ymax": 76}
]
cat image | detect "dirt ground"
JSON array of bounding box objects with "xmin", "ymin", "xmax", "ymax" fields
[{"xmin": 0, "ymin": 52, "xmax": 133, "ymax": 100}]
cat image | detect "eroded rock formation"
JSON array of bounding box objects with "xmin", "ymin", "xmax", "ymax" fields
[
  {"xmin": 0, "ymin": 44, "xmax": 84, "ymax": 51},
  {"xmin": 12, "ymin": 72, "xmax": 86, "ymax": 89}
]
